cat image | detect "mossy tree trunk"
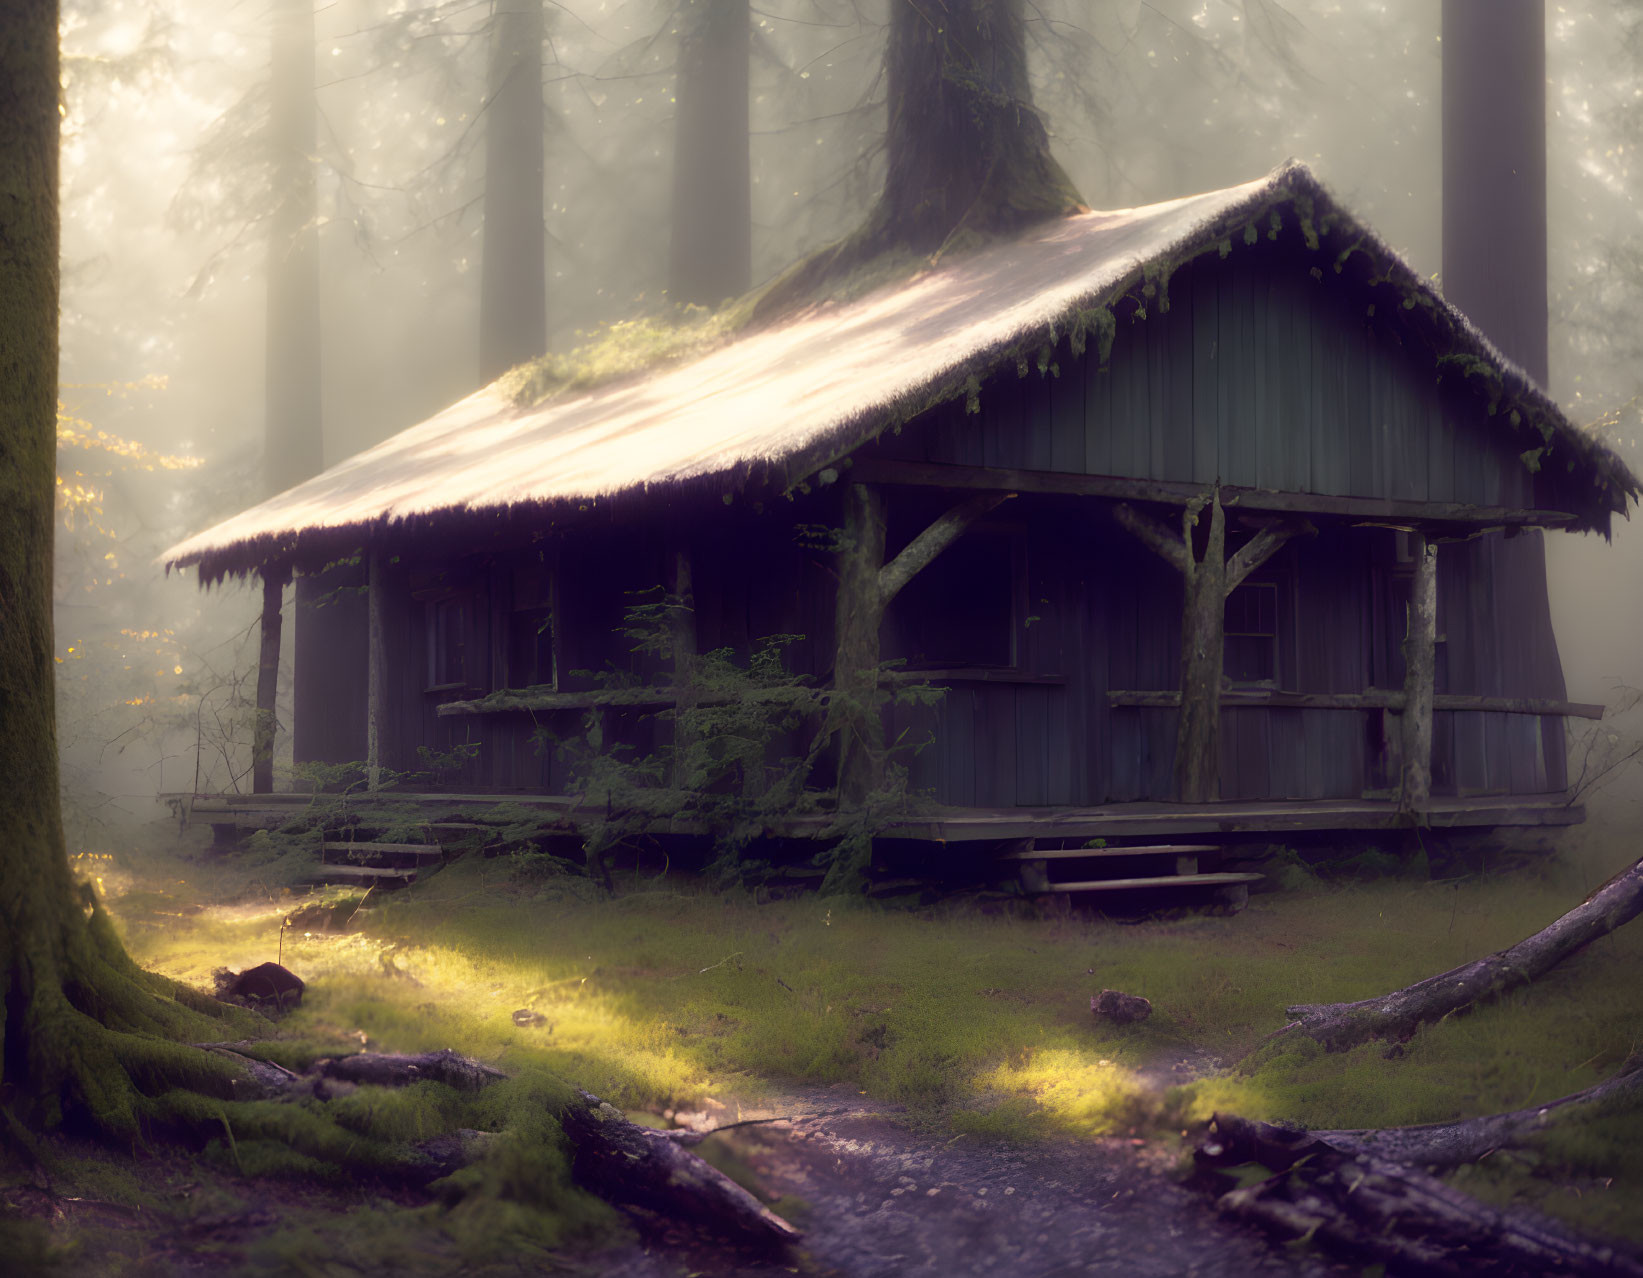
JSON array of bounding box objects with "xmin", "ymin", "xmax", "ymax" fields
[
  {"xmin": 670, "ymin": 0, "xmax": 750, "ymax": 307},
  {"xmin": 479, "ymin": 0, "xmax": 547, "ymax": 383},
  {"xmin": 756, "ymin": 0, "xmax": 1083, "ymax": 318},
  {"xmin": 1, "ymin": 0, "xmax": 248, "ymax": 1138},
  {"xmin": 1397, "ymin": 533, "xmax": 1437, "ymax": 813},
  {"xmin": 831, "ymin": 483, "xmax": 1011, "ymax": 807},
  {"xmin": 1114, "ymin": 490, "xmax": 1308, "ymax": 804},
  {"xmin": 877, "ymin": 0, "xmax": 1083, "ymax": 254}
]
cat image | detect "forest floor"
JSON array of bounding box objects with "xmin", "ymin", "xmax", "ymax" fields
[{"xmin": 6, "ymin": 812, "xmax": 1643, "ymax": 1275}]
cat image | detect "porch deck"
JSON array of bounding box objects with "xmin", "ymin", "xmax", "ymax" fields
[{"xmin": 161, "ymin": 789, "xmax": 1582, "ymax": 847}]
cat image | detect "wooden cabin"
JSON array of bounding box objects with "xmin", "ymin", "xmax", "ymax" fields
[{"xmin": 165, "ymin": 163, "xmax": 1638, "ymax": 860}]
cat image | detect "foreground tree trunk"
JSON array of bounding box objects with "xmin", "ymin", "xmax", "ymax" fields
[
  {"xmin": 670, "ymin": 0, "xmax": 750, "ymax": 307},
  {"xmin": 1277, "ymin": 856, "xmax": 1643, "ymax": 1052},
  {"xmin": 755, "ymin": 0, "xmax": 1083, "ymax": 318},
  {"xmin": 479, "ymin": 0, "xmax": 547, "ymax": 382},
  {"xmin": 1, "ymin": 0, "xmax": 250, "ymax": 1134}
]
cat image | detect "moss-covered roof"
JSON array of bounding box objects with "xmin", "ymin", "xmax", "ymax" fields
[{"xmin": 164, "ymin": 161, "xmax": 1638, "ymax": 581}]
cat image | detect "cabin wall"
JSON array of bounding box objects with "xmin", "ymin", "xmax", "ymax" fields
[
  {"xmin": 869, "ymin": 241, "xmax": 1553, "ymax": 513},
  {"xmin": 292, "ymin": 560, "xmax": 369, "ymax": 772}
]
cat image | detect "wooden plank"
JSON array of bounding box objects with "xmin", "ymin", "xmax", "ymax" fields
[
  {"xmin": 849, "ymin": 459, "xmax": 1576, "ymax": 528},
  {"xmin": 1104, "ymin": 689, "xmax": 1603, "ymax": 719},
  {"xmin": 305, "ymin": 865, "xmax": 417, "ymax": 884},
  {"xmin": 1345, "ymin": 314, "xmax": 1376, "ymax": 498},
  {"xmin": 1192, "ymin": 265, "xmax": 1220, "ymax": 483},
  {"xmin": 1047, "ymin": 872, "xmax": 1264, "ymax": 892},
  {"xmin": 1013, "ymin": 684, "xmax": 1048, "ymax": 807},
  {"xmin": 1309, "ymin": 276, "xmax": 1350, "ymax": 494},
  {"xmin": 1108, "ymin": 321, "xmax": 1147, "ymax": 479},
  {"xmin": 999, "ymin": 843, "xmax": 1220, "ymax": 860},
  {"xmin": 1047, "ymin": 344, "xmax": 1086, "ymax": 473},
  {"xmin": 1084, "ymin": 338, "xmax": 1113, "ymax": 476},
  {"xmin": 322, "ymin": 841, "xmax": 443, "ymax": 857}
]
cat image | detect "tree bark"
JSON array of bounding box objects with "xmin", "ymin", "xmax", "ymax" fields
[
  {"xmin": 561, "ymin": 1090, "xmax": 800, "ymax": 1246},
  {"xmin": 877, "ymin": 0, "xmax": 1082, "ymax": 254},
  {"xmin": 1113, "ymin": 492, "xmax": 1308, "ymax": 804},
  {"xmin": 253, "ymin": 567, "xmax": 288, "ymax": 793},
  {"xmin": 830, "ymin": 485, "xmax": 1009, "ymax": 807},
  {"xmin": 1399, "ymin": 532, "xmax": 1437, "ymax": 813},
  {"xmin": 479, "ymin": 0, "xmax": 547, "ymax": 383},
  {"xmin": 1277, "ymin": 856, "xmax": 1643, "ymax": 1052},
  {"xmin": 1198, "ymin": 1113, "xmax": 1643, "ymax": 1278},
  {"xmin": 754, "ymin": 0, "xmax": 1082, "ymax": 320},
  {"xmin": 670, "ymin": 0, "xmax": 750, "ymax": 307},
  {"xmin": 265, "ymin": 0, "xmax": 322, "ymax": 495},
  {"xmin": 2, "ymin": 13, "xmax": 253, "ymax": 1131}
]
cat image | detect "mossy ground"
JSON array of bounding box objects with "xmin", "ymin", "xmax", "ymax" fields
[{"xmin": 8, "ymin": 817, "xmax": 1642, "ymax": 1271}]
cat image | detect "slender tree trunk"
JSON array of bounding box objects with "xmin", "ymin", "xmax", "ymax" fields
[
  {"xmin": 1175, "ymin": 499, "xmax": 1227, "ymax": 804},
  {"xmin": 253, "ymin": 568, "xmax": 288, "ymax": 793},
  {"xmin": 670, "ymin": 0, "xmax": 750, "ymax": 307},
  {"xmin": 266, "ymin": 0, "xmax": 321, "ymax": 494},
  {"xmin": 1398, "ymin": 533, "xmax": 1437, "ymax": 812},
  {"xmin": 479, "ymin": 0, "xmax": 547, "ymax": 383}
]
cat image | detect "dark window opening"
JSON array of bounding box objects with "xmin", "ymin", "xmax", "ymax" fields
[
  {"xmin": 1224, "ymin": 580, "xmax": 1278, "ymax": 685},
  {"xmin": 508, "ymin": 559, "xmax": 558, "ymax": 689},
  {"xmin": 887, "ymin": 530, "xmax": 1021, "ymax": 669},
  {"xmin": 428, "ymin": 595, "xmax": 471, "ymax": 690}
]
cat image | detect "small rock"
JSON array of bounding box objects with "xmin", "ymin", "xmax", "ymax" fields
[
  {"xmin": 512, "ymin": 1008, "xmax": 550, "ymax": 1028},
  {"xmin": 1091, "ymin": 989, "xmax": 1152, "ymax": 1024},
  {"xmin": 216, "ymin": 962, "xmax": 305, "ymax": 1011}
]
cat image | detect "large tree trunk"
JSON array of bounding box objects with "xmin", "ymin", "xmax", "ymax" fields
[
  {"xmin": 878, "ymin": 0, "xmax": 1082, "ymax": 254},
  {"xmin": 755, "ymin": 0, "xmax": 1082, "ymax": 319},
  {"xmin": 1, "ymin": 0, "xmax": 249, "ymax": 1134},
  {"xmin": 479, "ymin": 0, "xmax": 547, "ymax": 383},
  {"xmin": 1277, "ymin": 856, "xmax": 1643, "ymax": 1053},
  {"xmin": 669, "ymin": 0, "xmax": 750, "ymax": 307},
  {"xmin": 1442, "ymin": 1, "xmax": 1571, "ymax": 790}
]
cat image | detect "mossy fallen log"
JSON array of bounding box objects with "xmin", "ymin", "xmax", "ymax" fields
[
  {"xmin": 1197, "ymin": 1112, "xmax": 1643, "ymax": 1277},
  {"xmin": 1275, "ymin": 856, "xmax": 1643, "ymax": 1052}
]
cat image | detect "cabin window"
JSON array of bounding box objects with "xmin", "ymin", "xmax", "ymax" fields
[
  {"xmin": 1224, "ymin": 579, "xmax": 1279, "ymax": 686},
  {"xmin": 427, "ymin": 594, "xmax": 472, "ymax": 690},
  {"xmin": 886, "ymin": 528, "xmax": 1023, "ymax": 670}
]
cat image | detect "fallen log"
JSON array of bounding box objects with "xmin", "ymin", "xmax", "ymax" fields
[
  {"xmin": 1277, "ymin": 857, "xmax": 1643, "ymax": 1052},
  {"xmin": 560, "ymin": 1090, "xmax": 801, "ymax": 1247},
  {"xmin": 1319, "ymin": 1052, "xmax": 1643, "ymax": 1168},
  {"xmin": 1198, "ymin": 1113, "xmax": 1643, "ymax": 1277},
  {"xmin": 219, "ymin": 1047, "xmax": 800, "ymax": 1244}
]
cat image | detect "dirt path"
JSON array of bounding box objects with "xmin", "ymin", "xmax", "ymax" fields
[{"xmin": 591, "ymin": 1085, "xmax": 1350, "ymax": 1278}]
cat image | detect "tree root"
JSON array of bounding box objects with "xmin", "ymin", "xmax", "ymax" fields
[
  {"xmin": 217, "ymin": 1047, "xmax": 801, "ymax": 1244},
  {"xmin": 1197, "ymin": 1112, "xmax": 1643, "ymax": 1277},
  {"xmin": 1274, "ymin": 857, "xmax": 1643, "ymax": 1053}
]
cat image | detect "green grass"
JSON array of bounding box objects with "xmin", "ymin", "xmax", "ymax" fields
[{"xmin": 99, "ymin": 822, "xmax": 1643, "ymax": 1247}]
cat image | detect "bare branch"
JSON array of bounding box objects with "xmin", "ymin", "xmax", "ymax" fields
[
  {"xmin": 877, "ymin": 492, "xmax": 1013, "ymax": 605},
  {"xmin": 1112, "ymin": 503, "xmax": 1191, "ymax": 575}
]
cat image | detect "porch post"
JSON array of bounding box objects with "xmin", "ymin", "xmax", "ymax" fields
[
  {"xmin": 830, "ymin": 483, "xmax": 1013, "ymax": 808},
  {"xmin": 832, "ymin": 483, "xmax": 888, "ymax": 807},
  {"xmin": 1399, "ymin": 532, "xmax": 1439, "ymax": 813},
  {"xmin": 253, "ymin": 563, "xmax": 290, "ymax": 793},
  {"xmin": 367, "ymin": 551, "xmax": 387, "ymax": 791}
]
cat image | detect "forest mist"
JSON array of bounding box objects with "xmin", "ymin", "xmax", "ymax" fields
[{"xmin": 52, "ymin": 0, "xmax": 1643, "ymax": 837}]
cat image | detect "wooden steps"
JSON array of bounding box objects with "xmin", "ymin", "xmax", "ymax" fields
[
  {"xmin": 1050, "ymin": 872, "xmax": 1263, "ymax": 893},
  {"xmin": 305, "ymin": 864, "xmax": 420, "ymax": 889},
  {"xmin": 1005, "ymin": 841, "xmax": 1262, "ymax": 911},
  {"xmin": 310, "ymin": 840, "xmax": 448, "ymax": 890}
]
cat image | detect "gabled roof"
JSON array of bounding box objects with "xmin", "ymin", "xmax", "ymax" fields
[{"xmin": 165, "ymin": 161, "xmax": 1638, "ymax": 580}]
